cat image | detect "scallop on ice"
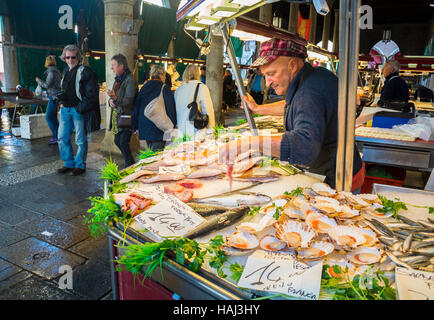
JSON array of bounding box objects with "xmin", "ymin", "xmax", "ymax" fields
[
  {"xmin": 305, "ymin": 211, "xmax": 337, "ymax": 234},
  {"xmin": 314, "ymin": 196, "xmax": 341, "ymax": 214},
  {"xmin": 327, "ymin": 225, "xmax": 366, "ymax": 249},
  {"xmin": 312, "ymin": 182, "xmax": 337, "ymax": 197},
  {"xmin": 347, "ymin": 246, "xmax": 382, "ymax": 265},
  {"xmin": 296, "ymin": 241, "xmax": 335, "ymax": 261},
  {"xmin": 275, "ymin": 219, "xmax": 316, "ymax": 248},
  {"xmin": 226, "ymin": 231, "xmax": 259, "ymax": 250},
  {"xmin": 259, "ymin": 235, "xmax": 287, "ymax": 252}
]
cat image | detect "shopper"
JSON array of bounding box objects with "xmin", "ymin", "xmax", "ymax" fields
[
  {"xmin": 223, "ymin": 69, "xmax": 237, "ymax": 111},
  {"xmin": 108, "ymin": 54, "xmax": 137, "ymax": 168},
  {"xmin": 36, "ymin": 55, "xmax": 62, "ymax": 144},
  {"xmin": 246, "ymin": 68, "xmax": 265, "ymax": 105},
  {"xmin": 132, "ymin": 65, "xmax": 176, "ymax": 152},
  {"xmin": 218, "ymin": 37, "xmax": 364, "ymax": 191},
  {"xmin": 57, "ymin": 44, "xmax": 101, "ymax": 176},
  {"xmin": 174, "ymin": 64, "xmax": 215, "ymax": 137},
  {"xmin": 142, "ymin": 62, "xmax": 172, "ymax": 88},
  {"xmin": 200, "ymin": 65, "xmax": 206, "ymax": 84},
  {"xmin": 378, "ymin": 60, "xmax": 409, "ymax": 106}
]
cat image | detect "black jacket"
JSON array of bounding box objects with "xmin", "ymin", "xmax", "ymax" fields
[
  {"xmin": 379, "ymin": 72, "xmax": 409, "ymax": 104},
  {"xmin": 61, "ymin": 65, "xmax": 101, "ymax": 133}
]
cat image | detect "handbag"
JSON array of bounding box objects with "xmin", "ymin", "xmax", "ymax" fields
[
  {"xmin": 143, "ymin": 84, "xmax": 174, "ymax": 133},
  {"xmin": 187, "ymin": 83, "xmax": 209, "ymax": 130},
  {"xmin": 117, "ymin": 114, "xmax": 132, "ymax": 129}
]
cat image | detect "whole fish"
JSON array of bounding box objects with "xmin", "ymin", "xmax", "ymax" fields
[
  {"xmin": 416, "ymin": 220, "xmax": 434, "ymax": 230},
  {"xmin": 364, "ymin": 219, "xmax": 394, "ymax": 238},
  {"xmin": 183, "ymin": 206, "xmax": 249, "ymax": 239},
  {"xmin": 397, "ymin": 214, "xmax": 422, "ymax": 226},
  {"xmin": 119, "ymin": 170, "xmax": 156, "ymax": 184},
  {"xmin": 386, "ymin": 251, "xmax": 414, "ymax": 270},
  {"xmin": 419, "ymin": 265, "xmax": 434, "ymax": 272},
  {"xmin": 369, "ymin": 219, "xmax": 395, "ymax": 238},
  {"xmin": 411, "ymin": 241, "xmax": 434, "ymax": 250},
  {"xmin": 399, "ymin": 255, "xmax": 428, "ymax": 265},
  {"xmin": 391, "ymin": 240, "xmax": 403, "ymax": 251},
  {"xmin": 187, "ymin": 168, "xmax": 223, "ymax": 179},
  {"xmin": 139, "ymin": 173, "xmax": 186, "ymax": 183},
  {"xmin": 410, "ymin": 246, "xmax": 434, "ymax": 257},
  {"xmin": 196, "ymin": 191, "xmax": 271, "ymax": 208},
  {"xmin": 402, "ymin": 233, "xmax": 414, "ymax": 253},
  {"xmin": 187, "ymin": 203, "xmax": 230, "ymax": 217},
  {"xmin": 428, "ymin": 217, "xmax": 434, "ymax": 224}
]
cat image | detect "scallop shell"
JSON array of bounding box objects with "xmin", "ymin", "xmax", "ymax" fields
[
  {"xmin": 358, "ymin": 193, "xmax": 381, "ymax": 205},
  {"xmin": 236, "ymin": 222, "xmax": 266, "ymax": 233},
  {"xmin": 305, "ymin": 211, "xmax": 337, "ymax": 234},
  {"xmin": 260, "ymin": 199, "xmax": 288, "ymax": 216},
  {"xmin": 312, "ymin": 183, "xmax": 337, "ymax": 197},
  {"xmin": 327, "ymin": 225, "xmax": 366, "ymax": 248},
  {"xmin": 314, "ymin": 196, "xmax": 341, "ymax": 214},
  {"xmin": 347, "ymin": 246, "xmax": 382, "ymax": 265},
  {"xmin": 226, "ymin": 231, "xmax": 259, "ymax": 250},
  {"xmin": 336, "ymin": 204, "xmax": 360, "ymax": 218},
  {"xmin": 275, "ymin": 220, "xmax": 316, "ymax": 249},
  {"xmin": 362, "ymin": 203, "xmax": 392, "ymax": 218},
  {"xmin": 290, "ymin": 196, "xmax": 310, "ymax": 209},
  {"xmin": 337, "ymin": 192, "xmax": 370, "ymax": 209},
  {"xmin": 259, "ymin": 235, "xmax": 287, "ymax": 252},
  {"xmin": 296, "ymin": 241, "xmax": 335, "ymax": 261},
  {"xmin": 358, "ymin": 228, "xmax": 378, "ymax": 247},
  {"xmin": 222, "ymin": 245, "xmax": 254, "ymax": 256}
]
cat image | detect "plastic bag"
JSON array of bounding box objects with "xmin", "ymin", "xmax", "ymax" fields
[
  {"xmin": 393, "ymin": 116, "xmax": 434, "ymax": 141},
  {"xmin": 35, "ymin": 84, "xmax": 43, "ymax": 96}
]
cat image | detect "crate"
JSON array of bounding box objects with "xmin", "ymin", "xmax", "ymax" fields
[
  {"xmin": 361, "ymin": 164, "xmax": 406, "ymax": 194},
  {"xmin": 20, "ymin": 113, "xmax": 52, "ymax": 139}
]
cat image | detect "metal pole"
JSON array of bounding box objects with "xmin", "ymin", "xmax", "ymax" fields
[
  {"xmin": 220, "ymin": 22, "xmax": 258, "ymax": 135},
  {"xmin": 336, "ymin": 0, "xmax": 361, "ymax": 191},
  {"xmin": 344, "ymin": 0, "xmax": 361, "ymax": 190}
]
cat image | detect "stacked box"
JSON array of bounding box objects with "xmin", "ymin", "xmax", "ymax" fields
[{"xmin": 20, "ymin": 114, "xmax": 52, "ymax": 139}]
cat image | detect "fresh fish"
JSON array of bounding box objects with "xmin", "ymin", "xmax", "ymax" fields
[
  {"xmin": 416, "ymin": 220, "xmax": 434, "ymax": 230},
  {"xmin": 419, "ymin": 265, "xmax": 434, "ymax": 272},
  {"xmin": 422, "ymin": 237, "xmax": 434, "ymax": 242},
  {"xmin": 394, "ymin": 230, "xmax": 426, "ymax": 240},
  {"xmin": 391, "ymin": 240, "xmax": 403, "ymax": 251},
  {"xmin": 233, "ymin": 156, "xmax": 265, "ymax": 174},
  {"xmin": 119, "ymin": 170, "xmax": 156, "ymax": 184},
  {"xmin": 385, "ymin": 223, "xmax": 425, "ymax": 231},
  {"xmin": 140, "ymin": 159, "xmax": 168, "ymax": 171},
  {"xmin": 378, "ymin": 236, "xmax": 396, "ymax": 247},
  {"xmin": 414, "ymin": 232, "xmax": 433, "ymax": 239},
  {"xmin": 386, "ymin": 251, "xmax": 414, "ymax": 269},
  {"xmin": 402, "ymin": 233, "xmax": 414, "ymax": 253},
  {"xmin": 397, "ymin": 214, "xmax": 422, "ymax": 226},
  {"xmin": 428, "ymin": 217, "xmax": 434, "ymax": 224},
  {"xmin": 399, "ymin": 255, "xmax": 428, "ymax": 265},
  {"xmin": 187, "ymin": 168, "xmax": 223, "ymax": 179},
  {"xmin": 363, "ymin": 219, "xmax": 393, "ymax": 237},
  {"xmin": 411, "ymin": 241, "xmax": 434, "ymax": 250},
  {"xmin": 410, "ymin": 246, "xmax": 434, "ymax": 257},
  {"xmin": 138, "ymin": 173, "xmax": 186, "ymax": 183},
  {"xmin": 183, "ymin": 206, "xmax": 249, "ymax": 239},
  {"xmin": 369, "ymin": 219, "xmax": 395, "ymax": 238},
  {"xmin": 196, "ymin": 191, "xmax": 271, "ymax": 208},
  {"xmin": 187, "ymin": 203, "xmax": 230, "ymax": 217},
  {"xmin": 235, "ymin": 150, "xmax": 261, "ymax": 162},
  {"xmin": 234, "ymin": 169, "xmax": 280, "ymax": 183}
]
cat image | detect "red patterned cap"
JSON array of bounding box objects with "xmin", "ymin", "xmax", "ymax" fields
[{"xmin": 251, "ymin": 37, "xmax": 308, "ymax": 68}]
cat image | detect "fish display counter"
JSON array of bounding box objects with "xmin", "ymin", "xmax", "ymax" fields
[{"xmin": 90, "ymin": 135, "xmax": 434, "ymax": 300}]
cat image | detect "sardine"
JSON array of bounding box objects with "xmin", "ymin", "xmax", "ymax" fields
[
  {"xmin": 187, "ymin": 168, "xmax": 223, "ymax": 179},
  {"xmin": 428, "ymin": 217, "xmax": 434, "ymax": 224},
  {"xmin": 138, "ymin": 173, "xmax": 185, "ymax": 183},
  {"xmin": 402, "ymin": 233, "xmax": 414, "ymax": 253},
  {"xmin": 394, "ymin": 230, "xmax": 426, "ymax": 241},
  {"xmin": 183, "ymin": 206, "xmax": 249, "ymax": 239},
  {"xmin": 397, "ymin": 214, "xmax": 422, "ymax": 226},
  {"xmin": 391, "ymin": 240, "xmax": 403, "ymax": 251},
  {"xmin": 363, "ymin": 219, "xmax": 391, "ymax": 237},
  {"xmin": 419, "ymin": 265, "xmax": 434, "ymax": 272},
  {"xmin": 411, "ymin": 241, "xmax": 434, "ymax": 250},
  {"xmin": 187, "ymin": 203, "xmax": 230, "ymax": 217},
  {"xmin": 417, "ymin": 220, "xmax": 434, "ymax": 229},
  {"xmin": 379, "ymin": 236, "xmax": 396, "ymax": 247},
  {"xmin": 399, "ymin": 255, "xmax": 429, "ymax": 265},
  {"xmin": 386, "ymin": 251, "xmax": 414, "ymax": 269},
  {"xmin": 410, "ymin": 246, "xmax": 434, "ymax": 257},
  {"xmin": 233, "ymin": 156, "xmax": 265, "ymax": 174},
  {"xmin": 369, "ymin": 219, "xmax": 395, "ymax": 238},
  {"xmin": 196, "ymin": 191, "xmax": 271, "ymax": 208}
]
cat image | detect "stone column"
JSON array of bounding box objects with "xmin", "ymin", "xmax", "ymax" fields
[
  {"xmin": 101, "ymin": 0, "xmax": 139, "ymax": 155},
  {"xmin": 321, "ymin": 0, "xmax": 334, "ymax": 50},
  {"xmin": 1, "ymin": 16, "xmax": 19, "ymax": 92},
  {"xmin": 206, "ymin": 31, "xmax": 223, "ymax": 125},
  {"xmin": 332, "ymin": 9, "xmax": 339, "ymax": 54},
  {"xmin": 288, "ymin": 3, "xmax": 299, "ymax": 34},
  {"xmin": 308, "ymin": 4, "xmax": 317, "ymax": 44},
  {"xmin": 259, "ymin": 4, "xmax": 273, "ymax": 24}
]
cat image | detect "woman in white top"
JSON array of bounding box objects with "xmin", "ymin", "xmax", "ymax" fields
[{"xmin": 174, "ymin": 65, "xmax": 215, "ymax": 138}]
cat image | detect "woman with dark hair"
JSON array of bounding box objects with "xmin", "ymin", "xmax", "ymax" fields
[
  {"xmin": 108, "ymin": 54, "xmax": 137, "ymax": 167},
  {"xmin": 36, "ymin": 55, "xmax": 62, "ymax": 144},
  {"xmin": 132, "ymin": 65, "xmax": 176, "ymax": 152}
]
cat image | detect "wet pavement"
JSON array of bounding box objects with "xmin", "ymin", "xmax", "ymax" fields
[{"xmin": 0, "ymin": 110, "xmax": 120, "ymax": 300}]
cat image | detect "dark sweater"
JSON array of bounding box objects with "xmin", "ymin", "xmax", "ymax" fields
[
  {"xmin": 280, "ymin": 62, "xmax": 363, "ymax": 188},
  {"xmin": 61, "ymin": 65, "xmax": 80, "ymax": 107},
  {"xmin": 379, "ymin": 72, "xmax": 409, "ymax": 103},
  {"xmin": 132, "ymin": 80, "xmax": 176, "ymax": 141}
]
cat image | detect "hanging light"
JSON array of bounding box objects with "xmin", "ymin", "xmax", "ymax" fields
[{"xmin": 229, "ymin": 0, "xmax": 262, "ymax": 6}]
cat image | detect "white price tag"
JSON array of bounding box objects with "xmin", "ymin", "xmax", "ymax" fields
[
  {"xmin": 237, "ymin": 250, "xmax": 323, "ymax": 300},
  {"xmin": 396, "ymin": 267, "xmax": 434, "ymax": 300}
]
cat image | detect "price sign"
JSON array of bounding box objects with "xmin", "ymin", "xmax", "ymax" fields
[
  {"xmin": 396, "ymin": 267, "xmax": 434, "ymax": 300},
  {"xmin": 237, "ymin": 250, "xmax": 323, "ymax": 300},
  {"xmin": 134, "ymin": 187, "xmax": 205, "ymax": 241}
]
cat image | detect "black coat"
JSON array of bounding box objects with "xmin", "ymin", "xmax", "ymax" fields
[{"xmin": 379, "ymin": 72, "xmax": 409, "ymax": 104}]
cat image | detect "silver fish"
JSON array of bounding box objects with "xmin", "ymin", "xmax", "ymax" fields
[
  {"xmin": 196, "ymin": 191, "xmax": 271, "ymax": 208},
  {"xmin": 379, "ymin": 236, "xmax": 396, "ymax": 247},
  {"xmin": 391, "ymin": 240, "xmax": 403, "ymax": 251},
  {"xmin": 119, "ymin": 170, "xmax": 156, "ymax": 184},
  {"xmin": 397, "ymin": 214, "xmax": 422, "ymax": 226},
  {"xmin": 369, "ymin": 219, "xmax": 395, "ymax": 238},
  {"xmin": 419, "ymin": 265, "xmax": 434, "ymax": 272},
  {"xmin": 399, "ymin": 255, "xmax": 429, "ymax": 265},
  {"xmin": 187, "ymin": 203, "xmax": 229, "ymax": 217},
  {"xmin": 411, "ymin": 241, "xmax": 434, "ymax": 250},
  {"xmin": 386, "ymin": 251, "xmax": 414, "ymax": 269},
  {"xmin": 422, "ymin": 237, "xmax": 434, "ymax": 242},
  {"xmin": 410, "ymin": 246, "xmax": 434, "ymax": 257},
  {"xmin": 402, "ymin": 233, "xmax": 414, "ymax": 253},
  {"xmin": 187, "ymin": 168, "xmax": 223, "ymax": 179},
  {"xmin": 417, "ymin": 220, "xmax": 434, "ymax": 229},
  {"xmin": 183, "ymin": 206, "xmax": 249, "ymax": 239},
  {"xmin": 139, "ymin": 173, "xmax": 185, "ymax": 183},
  {"xmin": 428, "ymin": 217, "xmax": 434, "ymax": 224}
]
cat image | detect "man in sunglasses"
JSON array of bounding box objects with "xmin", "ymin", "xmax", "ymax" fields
[{"xmin": 57, "ymin": 44, "xmax": 101, "ymax": 176}]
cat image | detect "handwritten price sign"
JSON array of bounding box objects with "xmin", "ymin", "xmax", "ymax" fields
[
  {"xmin": 237, "ymin": 250, "xmax": 323, "ymax": 300},
  {"xmin": 396, "ymin": 267, "xmax": 434, "ymax": 300},
  {"xmin": 134, "ymin": 188, "xmax": 205, "ymax": 241}
]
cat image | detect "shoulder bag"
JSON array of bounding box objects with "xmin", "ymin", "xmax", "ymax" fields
[
  {"xmin": 187, "ymin": 83, "xmax": 209, "ymax": 130},
  {"xmin": 143, "ymin": 84, "xmax": 174, "ymax": 133}
]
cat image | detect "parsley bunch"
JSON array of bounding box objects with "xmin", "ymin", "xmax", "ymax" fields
[
  {"xmin": 321, "ymin": 264, "xmax": 396, "ymax": 300},
  {"xmin": 206, "ymin": 235, "xmax": 228, "ymax": 278},
  {"xmin": 260, "ymin": 158, "xmax": 299, "ymax": 175},
  {"xmin": 284, "ymin": 187, "xmax": 304, "ymax": 198},
  {"xmin": 376, "ymin": 195, "xmax": 408, "ymax": 221}
]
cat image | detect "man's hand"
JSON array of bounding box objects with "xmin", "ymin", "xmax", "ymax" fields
[
  {"xmin": 107, "ymin": 89, "xmax": 116, "ymax": 100},
  {"xmin": 109, "ymin": 99, "xmax": 116, "ymax": 108},
  {"xmin": 241, "ymin": 93, "xmax": 259, "ymax": 113},
  {"xmin": 35, "ymin": 77, "xmax": 40, "ymax": 82}
]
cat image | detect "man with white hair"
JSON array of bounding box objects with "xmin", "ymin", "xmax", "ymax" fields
[{"xmin": 378, "ymin": 59, "xmax": 409, "ymax": 107}]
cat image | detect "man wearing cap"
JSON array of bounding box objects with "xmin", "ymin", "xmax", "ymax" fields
[{"xmin": 219, "ymin": 37, "xmax": 364, "ymax": 191}]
